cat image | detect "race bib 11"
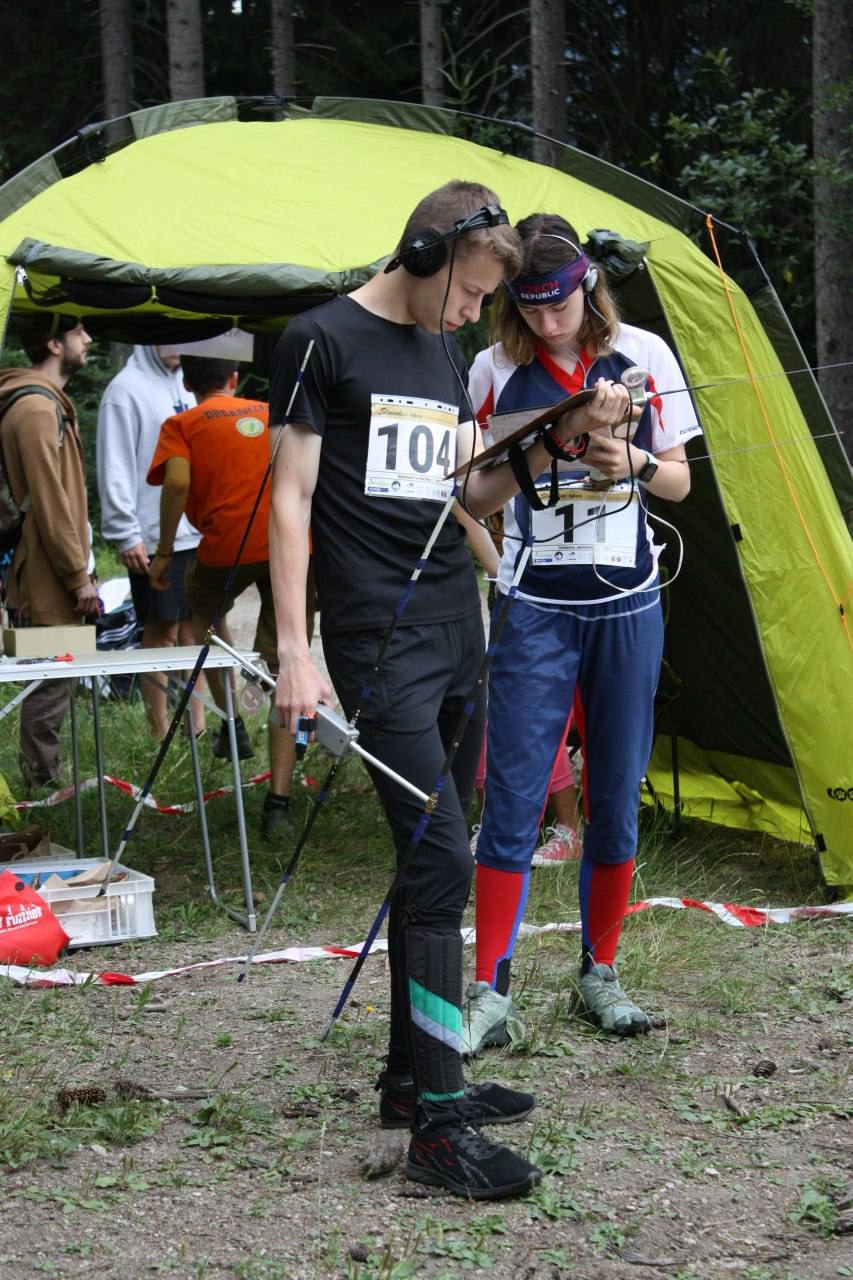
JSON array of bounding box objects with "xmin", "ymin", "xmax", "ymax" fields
[{"xmin": 531, "ymin": 481, "xmax": 639, "ymax": 567}]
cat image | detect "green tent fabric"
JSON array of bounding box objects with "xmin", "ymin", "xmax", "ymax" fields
[{"xmin": 1, "ymin": 96, "xmax": 850, "ymax": 894}]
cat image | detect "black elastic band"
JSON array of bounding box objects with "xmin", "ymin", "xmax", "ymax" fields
[{"xmin": 508, "ymin": 444, "xmax": 560, "ymax": 510}]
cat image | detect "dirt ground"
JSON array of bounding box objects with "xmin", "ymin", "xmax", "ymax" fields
[
  {"xmin": 3, "ymin": 589, "xmax": 851, "ymax": 1279},
  {"xmin": 2, "ymin": 909, "xmax": 851, "ymax": 1280}
]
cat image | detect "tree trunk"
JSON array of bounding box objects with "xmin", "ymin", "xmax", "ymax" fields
[
  {"xmin": 813, "ymin": 0, "xmax": 853, "ymax": 460},
  {"xmin": 271, "ymin": 0, "xmax": 296, "ymax": 98},
  {"xmin": 100, "ymin": 0, "xmax": 134, "ymax": 120},
  {"xmin": 421, "ymin": 0, "xmax": 444, "ymax": 107},
  {"xmin": 530, "ymin": 0, "xmax": 567, "ymax": 166},
  {"xmin": 166, "ymin": 0, "xmax": 205, "ymax": 101}
]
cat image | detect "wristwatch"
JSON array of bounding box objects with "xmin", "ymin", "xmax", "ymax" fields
[{"xmin": 637, "ymin": 451, "xmax": 659, "ymax": 484}]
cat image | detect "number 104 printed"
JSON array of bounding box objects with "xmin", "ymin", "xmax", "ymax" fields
[{"xmin": 365, "ymin": 395, "xmax": 458, "ymax": 502}]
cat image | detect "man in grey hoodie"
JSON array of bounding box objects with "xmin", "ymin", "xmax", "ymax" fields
[{"xmin": 97, "ymin": 346, "xmax": 205, "ymax": 739}]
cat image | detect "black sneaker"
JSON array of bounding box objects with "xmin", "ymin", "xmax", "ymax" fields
[
  {"xmin": 378, "ymin": 1072, "xmax": 536, "ymax": 1130},
  {"xmin": 211, "ymin": 717, "xmax": 254, "ymax": 761},
  {"xmin": 406, "ymin": 1110, "xmax": 542, "ymax": 1200},
  {"xmin": 261, "ymin": 795, "xmax": 293, "ymax": 838}
]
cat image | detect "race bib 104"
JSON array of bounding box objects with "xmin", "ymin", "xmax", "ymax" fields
[
  {"xmin": 531, "ymin": 481, "xmax": 639, "ymax": 567},
  {"xmin": 365, "ymin": 394, "xmax": 458, "ymax": 502}
]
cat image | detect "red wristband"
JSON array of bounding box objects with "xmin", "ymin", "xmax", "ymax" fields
[{"xmin": 544, "ymin": 428, "xmax": 589, "ymax": 460}]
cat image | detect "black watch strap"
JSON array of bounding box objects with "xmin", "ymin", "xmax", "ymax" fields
[{"xmin": 637, "ymin": 452, "xmax": 659, "ymax": 483}]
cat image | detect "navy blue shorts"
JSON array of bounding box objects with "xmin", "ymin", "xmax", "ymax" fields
[
  {"xmin": 129, "ymin": 548, "xmax": 195, "ymax": 625},
  {"xmin": 477, "ymin": 587, "xmax": 663, "ymax": 871}
]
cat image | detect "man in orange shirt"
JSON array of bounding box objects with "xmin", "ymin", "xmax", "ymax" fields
[{"xmin": 147, "ymin": 351, "xmax": 297, "ymax": 836}]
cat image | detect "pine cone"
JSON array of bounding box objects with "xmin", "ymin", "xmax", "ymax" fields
[{"xmin": 57, "ymin": 1086, "xmax": 108, "ymax": 1113}]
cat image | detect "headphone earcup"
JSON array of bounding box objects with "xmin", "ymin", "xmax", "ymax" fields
[
  {"xmin": 398, "ymin": 227, "xmax": 447, "ymax": 278},
  {"xmin": 583, "ymin": 265, "xmax": 599, "ymax": 294}
]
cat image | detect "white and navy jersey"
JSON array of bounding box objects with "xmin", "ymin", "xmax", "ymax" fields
[
  {"xmin": 468, "ymin": 325, "xmax": 702, "ymax": 605},
  {"xmin": 270, "ymin": 296, "xmax": 480, "ymax": 635}
]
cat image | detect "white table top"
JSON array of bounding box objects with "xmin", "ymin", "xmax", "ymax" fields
[{"xmin": 0, "ymin": 645, "xmax": 256, "ymax": 682}]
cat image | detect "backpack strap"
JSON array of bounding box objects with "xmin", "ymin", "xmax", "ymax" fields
[
  {"xmin": 0, "ymin": 386, "xmax": 68, "ymax": 524},
  {"xmin": 0, "ymin": 385, "xmax": 67, "ymax": 448}
]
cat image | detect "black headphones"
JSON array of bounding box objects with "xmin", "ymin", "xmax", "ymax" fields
[{"xmin": 384, "ymin": 203, "xmax": 510, "ymax": 277}]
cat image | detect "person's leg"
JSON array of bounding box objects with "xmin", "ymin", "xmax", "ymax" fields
[
  {"xmin": 256, "ymin": 566, "xmax": 297, "ymax": 835},
  {"xmin": 184, "ymin": 560, "xmax": 253, "ymax": 758},
  {"xmin": 325, "ymin": 619, "xmax": 540, "ymax": 1197},
  {"xmin": 139, "ymin": 615, "xmax": 178, "ymax": 739},
  {"xmin": 472, "ymin": 599, "xmax": 580, "ymax": 995},
  {"xmin": 129, "ymin": 571, "xmax": 169, "ymax": 739},
  {"xmin": 168, "ymin": 549, "xmax": 206, "ymax": 733},
  {"xmin": 532, "ymin": 745, "xmax": 583, "ymax": 866},
  {"xmin": 573, "ymin": 594, "xmax": 663, "ymax": 1035},
  {"xmin": 176, "ymin": 616, "xmax": 207, "ymax": 733},
  {"xmin": 325, "ymin": 622, "xmax": 476, "ymax": 1083},
  {"xmin": 19, "ymin": 678, "xmax": 72, "ymax": 787},
  {"xmin": 131, "ymin": 555, "xmax": 206, "ymax": 737}
]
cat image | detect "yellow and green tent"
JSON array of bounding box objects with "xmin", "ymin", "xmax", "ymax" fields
[{"xmin": 1, "ymin": 96, "xmax": 850, "ymax": 893}]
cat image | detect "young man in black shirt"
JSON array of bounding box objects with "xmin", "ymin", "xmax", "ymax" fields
[{"xmin": 267, "ymin": 180, "xmax": 540, "ymax": 1200}]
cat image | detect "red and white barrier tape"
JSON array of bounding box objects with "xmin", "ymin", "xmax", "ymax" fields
[
  {"xmin": 2, "ymin": 897, "xmax": 850, "ymax": 987},
  {"xmin": 15, "ymin": 770, "xmax": 317, "ymax": 815}
]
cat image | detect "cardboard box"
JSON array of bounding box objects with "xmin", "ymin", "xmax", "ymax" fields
[{"xmin": 3, "ymin": 625, "xmax": 97, "ymax": 659}]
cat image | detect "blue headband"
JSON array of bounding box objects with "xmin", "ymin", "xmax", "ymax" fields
[{"xmin": 505, "ymin": 253, "xmax": 591, "ymax": 305}]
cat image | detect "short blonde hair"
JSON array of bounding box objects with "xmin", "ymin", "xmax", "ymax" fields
[{"xmin": 492, "ymin": 212, "xmax": 620, "ymax": 365}]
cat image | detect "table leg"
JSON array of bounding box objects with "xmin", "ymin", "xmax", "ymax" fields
[
  {"xmin": 90, "ymin": 679, "xmax": 109, "ymax": 860},
  {"xmin": 223, "ymin": 678, "xmax": 256, "ymax": 932},
  {"xmin": 70, "ymin": 685, "xmax": 85, "ymax": 857}
]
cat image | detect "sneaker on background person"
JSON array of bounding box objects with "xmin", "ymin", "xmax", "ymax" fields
[
  {"xmin": 531, "ymin": 822, "xmax": 583, "ymax": 867},
  {"xmin": 260, "ymin": 792, "xmax": 293, "ymax": 838},
  {"xmin": 211, "ymin": 714, "xmax": 254, "ymax": 761}
]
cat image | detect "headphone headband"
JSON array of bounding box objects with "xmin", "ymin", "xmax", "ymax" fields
[{"xmin": 385, "ymin": 203, "xmax": 510, "ymax": 276}]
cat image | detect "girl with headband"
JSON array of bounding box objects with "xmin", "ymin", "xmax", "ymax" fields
[{"xmin": 461, "ymin": 211, "xmax": 701, "ymax": 1054}]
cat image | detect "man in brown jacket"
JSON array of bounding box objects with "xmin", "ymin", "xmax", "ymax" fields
[{"xmin": 0, "ymin": 315, "xmax": 97, "ymax": 787}]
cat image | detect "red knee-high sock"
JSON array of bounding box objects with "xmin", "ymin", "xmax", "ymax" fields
[
  {"xmin": 474, "ymin": 863, "xmax": 529, "ymax": 992},
  {"xmin": 580, "ymin": 858, "xmax": 635, "ymax": 969}
]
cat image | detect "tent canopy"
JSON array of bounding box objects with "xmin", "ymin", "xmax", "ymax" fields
[{"xmin": 1, "ymin": 96, "xmax": 850, "ymax": 893}]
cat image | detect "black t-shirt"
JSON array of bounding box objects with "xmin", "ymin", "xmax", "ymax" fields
[{"xmin": 269, "ymin": 296, "xmax": 480, "ymax": 635}]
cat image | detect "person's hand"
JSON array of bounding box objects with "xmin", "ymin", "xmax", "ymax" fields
[
  {"xmin": 148, "ymin": 554, "xmax": 173, "ymax": 592},
  {"xmin": 584, "ymin": 434, "xmax": 646, "ymax": 482},
  {"xmin": 274, "ymin": 653, "xmax": 333, "ymax": 735},
  {"xmin": 73, "ymin": 580, "xmax": 100, "ymax": 614},
  {"xmin": 120, "ymin": 542, "xmax": 150, "ymax": 575},
  {"xmin": 554, "ymin": 377, "xmax": 631, "ymax": 441}
]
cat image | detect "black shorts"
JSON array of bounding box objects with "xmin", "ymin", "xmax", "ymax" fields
[{"xmin": 129, "ymin": 549, "xmax": 195, "ymax": 625}]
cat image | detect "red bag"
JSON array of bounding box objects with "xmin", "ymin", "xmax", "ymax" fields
[{"xmin": 0, "ymin": 868, "xmax": 70, "ymax": 965}]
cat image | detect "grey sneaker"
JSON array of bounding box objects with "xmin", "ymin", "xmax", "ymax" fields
[
  {"xmin": 577, "ymin": 963, "xmax": 651, "ymax": 1037},
  {"xmin": 461, "ymin": 980, "xmax": 525, "ymax": 1057}
]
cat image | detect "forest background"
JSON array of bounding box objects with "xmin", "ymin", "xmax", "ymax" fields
[{"xmin": 0, "ymin": 0, "xmax": 851, "ymax": 461}]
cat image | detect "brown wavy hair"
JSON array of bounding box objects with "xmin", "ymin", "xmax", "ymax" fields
[{"xmin": 490, "ymin": 212, "xmax": 620, "ymax": 364}]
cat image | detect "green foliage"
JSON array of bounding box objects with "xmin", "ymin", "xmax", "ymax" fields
[
  {"xmin": 0, "ymin": 0, "xmax": 826, "ymax": 360},
  {"xmin": 657, "ymin": 51, "xmax": 814, "ymax": 330},
  {"xmin": 791, "ymin": 1174, "xmax": 848, "ymax": 1236}
]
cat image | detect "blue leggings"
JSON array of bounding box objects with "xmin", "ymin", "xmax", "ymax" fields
[{"xmin": 476, "ymin": 589, "xmax": 663, "ymax": 871}]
